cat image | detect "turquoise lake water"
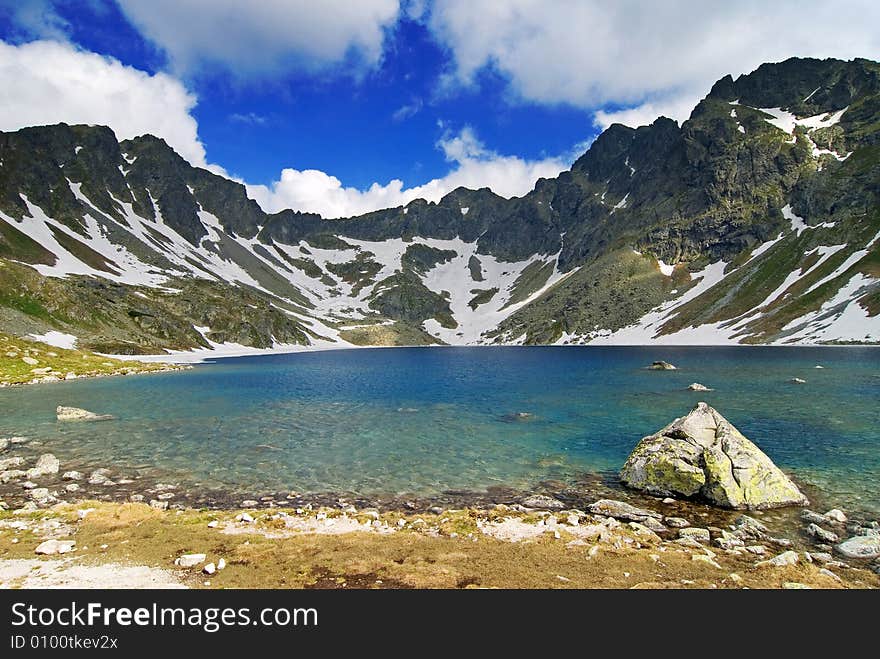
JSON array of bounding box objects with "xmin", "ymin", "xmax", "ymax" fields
[{"xmin": 1, "ymin": 346, "xmax": 878, "ymax": 515}]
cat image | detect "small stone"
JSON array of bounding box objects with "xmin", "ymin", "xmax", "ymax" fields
[
  {"xmin": 783, "ymin": 582, "xmax": 811, "ymax": 589},
  {"xmin": 35, "ymin": 539, "xmax": 75, "ymax": 555},
  {"xmin": 521, "ymin": 494, "xmax": 565, "ymax": 510},
  {"xmin": 687, "ymin": 383, "xmax": 712, "ymax": 391},
  {"xmin": 175, "ymin": 553, "xmax": 206, "ymax": 568},
  {"xmin": 757, "ymin": 550, "xmax": 799, "ymax": 567},
  {"xmin": 808, "ymin": 552, "xmax": 833, "ymax": 564},
  {"xmin": 203, "ymin": 563, "xmax": 216, "ymax": 575},
  {"xmin": 129, "ymin": 494, "xmax": 145, "ymax": 502},
  {"xmin": 824, "ymin": 509, "xmax": 847, "ymax": 523},
  {"xmin": 157, "ymin": 492, "xmax": 174, "ymax": 500},
  {"xmin": 149, "ymin": 499, "xmax": 168, "ymax": 510},
  {"xmin": 789, "ymin": 377, "xmax": 806, "ymax": 384},
  {"xmin": 235, "ymin": 513, "xmax": 255, "ymax": 524},
  {"xmin": 77, "ymin": 508, "xmax": 95, "ymax": 519},
  {"xmin": 217, "ymin": 558, "xmax": 226, "ymax": 570},
  {"xmin": 745, "ymin": 545, "xmax": 766, "ymax": 555},
  {"xmin": 22, "ymin": 356, "xmax": 39, "ymax": 366},
  {"xmin": 806, "ymin": 523, "xmax": 839, "ymax": 544},
  {"xmin": 819, "ymin": 568, "xmax": 841, "ymax": 582},
  {"xmin": 28, "ymin": 487, "xmax": 51, "ymax": 502},
  {"xmin": 207, "ymin": 520, "xmax": 219, "ymax": 528},
  {"xmin": 588, "ymin": 499, "xmax": 662, "ymax": 522},
  {"xmin": 65, "ymin": 483, "xmax": 80, "ymax": 492},
  {"xmin": 22, "ymin": 481, "xmax": 38, "ymax": 490},
  {"xmin": 241, "ymin": 500, "xmax": 258, "ymax": 507},
  {"xmin": 801, "ymin": 510, "xmax": 828, "ymax": 525},
  {"xmin": 691, "ymin": 554, "xmax": 722, "ymax": 569},
  {"xmin": 675, "ymin": 537, "xmax": 705, "ymax": 549},
  {"xmin": 662, "ymin": 497, "xmax": 676, "ymax": 504},
  {"xmin": 566, "ymin": 514, "xmax": 580, "ymax": 526},
  {"xmin": 62, "ymin": 471, "xmax": 83, "ymax": 481},
  {"xmin": 728, "ymin": 573, "xmax": 743, "ymax": 584},
  {"xmin": 678, "ymin": 527, "xmax": 711, "ymax": 544},
  {"xmin": 665, "ymin": 517, "xmax": 690, "ymax": 528},
  {"xmin": 26, "ymin": 453, "xmax": 60, "ymax": 478}
]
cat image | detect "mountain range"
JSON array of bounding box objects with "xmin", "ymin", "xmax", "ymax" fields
[{"xmin": 1, "ymin": 56, "xmax": 878, "ymax": 355}]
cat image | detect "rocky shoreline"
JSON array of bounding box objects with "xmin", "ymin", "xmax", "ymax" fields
[{"xmin": 2, "ymin": 435, "xmax": 879, "ymax": 587}]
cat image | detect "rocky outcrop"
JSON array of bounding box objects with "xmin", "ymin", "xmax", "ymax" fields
[
  {"xmin": 620, "ymin": 402, "xmax": 808, "ymax": 509},
  {"xmin": 56, "ymin": 406, "xmax": 114, "ymax": 422}
]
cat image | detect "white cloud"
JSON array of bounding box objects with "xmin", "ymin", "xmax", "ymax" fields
[
  {"xmin": 0, "ymin": 39, "xmax": 208, "ymax": 166},
  {"xmin": 116, "ymin": 0, "xmax": 401, "ymax": 76},
  {"xmin": 427, "ymin": 0, "xmax": 880, "ymax": 126},
  {"xmin": 593, "ymin": 95, "xmax": 702, "ymax": 130},
  {"xmin": 246, "ymin": 126, "xmax": 569, "ymax": 218}
]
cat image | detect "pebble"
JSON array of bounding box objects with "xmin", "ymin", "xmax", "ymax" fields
[
  {"xmin": 35, "ymin": 539, "xmax": 76, "ymax": 555},
  {"xmin": 203, "ymin": 563, "xmax": 216, "ymax": 575},
  {"xmin": 207, "ymin": 520, "xmax": 219, "ymax": 528},
  {"xmin": 678, "ymin": 528, "xmax": 711, "ymax": 544},
  {"xmin": 62, "ymin": 471, "xmax": 83, "ymax": 481},
  {"xmin": 175, "ymin": 554, "xmax": 206, "ymax": 568},
  {"xmin": 235, "ymin": 513, "xmax": 255, "ymax": 524},
  {"xmin": 217, "ymin": 558, "xmax": 226, "ymax": 570},
  {"xmin": 819, "ymin": 568, "xmax": 841, "ymax": 582},
  {"xmin": 757, "ymin": 550, "xmax": 799, "ymax": 567}
]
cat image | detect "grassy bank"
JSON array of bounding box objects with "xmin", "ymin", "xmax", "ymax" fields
[
  {"xmin": 1, "ymin": 502, "xmax": 877, "ymax": 589},
  {"xmin": 0, "ymin": 333, "xmax": 182, "ymax": 386}
]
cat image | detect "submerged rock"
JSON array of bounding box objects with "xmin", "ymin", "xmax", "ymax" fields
[
  {"xmin": 619, "ymin": 402, "xmax": 808, "ymax": 509},
  {"xmin": 806, "ymin": 523, "xmax": 839, "ymax": 544},
  {"xmin": 649, "ymin": 361, "xmax": 677, "ymax": 371},
  {"xmin": 789, "ymin": 377, "xmax": 806, "ymax": 384},
  {"xmin": 687, "ymin": 383, "xmax": 712, "ymax": 391},
  {"xmin": 56, "ymin": 406, "xmax": 114, "ymax": 422}
]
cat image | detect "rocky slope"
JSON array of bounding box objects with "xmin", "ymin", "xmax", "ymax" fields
[{"xmin": 0, "ymin": 57, "xmax": 878, "ymax": 354}]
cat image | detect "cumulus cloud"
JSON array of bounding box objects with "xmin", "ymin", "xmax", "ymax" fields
[
  {"xmin": 246, "ymin": 126, "xmax": 570, "ymax": 218},
  {"xmin": 427, "ymin": 0, "xmax": 880, "ymax": 126},
  {"xmin": 116, "ymin": 0, "xmax": 400, "ymax": 76},
  {"xmin": 0, "ymin": 39, "xmax": 208, "ymax": 166}
]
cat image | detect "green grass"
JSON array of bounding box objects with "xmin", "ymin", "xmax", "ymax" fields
[{"xmin": 0, "ymin": 332, "xmax": 176, "ymax": 385}]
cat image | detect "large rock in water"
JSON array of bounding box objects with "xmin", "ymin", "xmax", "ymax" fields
[{"xmin": 620, "ymin": 402, "xmax": 808, "ymax": 509}]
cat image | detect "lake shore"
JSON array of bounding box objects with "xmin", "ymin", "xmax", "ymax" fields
[{"xmin": 1, "ymin": 500, "xmax": 877, "ymax": 589}]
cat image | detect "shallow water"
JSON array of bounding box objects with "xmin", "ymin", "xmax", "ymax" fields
[{"xmin": 1, "ymin": 346, "xmax": 878, "ymax": 516}]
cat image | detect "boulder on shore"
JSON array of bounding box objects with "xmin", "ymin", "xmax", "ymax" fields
[
  {"xmin": 619, "ymin": 402, "xmax": 808, "ymax": 510},
  {"xmin": 56, "ymin": 406, "xmax": 114, "ymax": 422},
  {"xmin": 649, "ymin": 361, "xmax": 677, "ymax": 370}
]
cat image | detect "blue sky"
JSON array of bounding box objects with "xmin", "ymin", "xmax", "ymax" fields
[{"xmin": 1, "ymin": 1, "xmax": 878, "ymax": 217}]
